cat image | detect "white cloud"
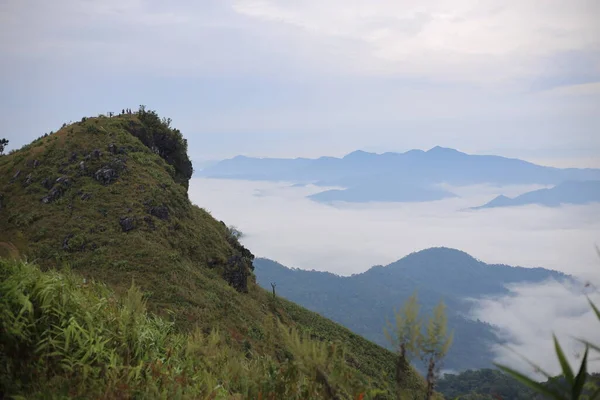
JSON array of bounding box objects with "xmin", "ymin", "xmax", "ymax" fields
[
  {"xmin": 471, "ymin": 279, "xmax": 600, "ymax": 377},
  {"xmin": 188, "ymin": 178, "xmax": 600, "ymax": 277}
]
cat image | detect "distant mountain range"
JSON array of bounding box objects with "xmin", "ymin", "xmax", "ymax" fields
[
  {"xmin": 198, "ymin": 147, "xmax": 600, "ymax": 203},
  {"xmin": 472, "ymin": 180, "xmax": 600, "ymax": 209},
  {"xmin": 253, "ymin": 248, "xmax": 572, "ymax": 372}
]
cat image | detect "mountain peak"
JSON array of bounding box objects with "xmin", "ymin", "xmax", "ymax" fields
[
  {"xmin": 343, "ymin": 150, "xmax": 376, "ymax": 159},
  {"xmin": 426, "ymin": 146, "xmax": 463, "ymax": 155},
  {"xmin": 404, "ymin": 247, "xmax": 477, "ymax": 263}
]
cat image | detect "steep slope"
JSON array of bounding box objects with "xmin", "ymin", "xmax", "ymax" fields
[
  {"xmin": 472, "ymin": 180, "xmax": 600, "ymax": 209},
  {"xmin": 0, "ymin": 110, "xmax": 429, "ymax": 398},
  {"xmin": 199, "ymin": 147, "xmax": 600, "ymax": 203},
  {"xmin": 254, "ymin": 248, "xmax": 570, "ymax": 372}
]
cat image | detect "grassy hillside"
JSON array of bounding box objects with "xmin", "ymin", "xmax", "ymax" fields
[{"xmin": 0, "ymin": 109, "xmax": 430, "ymax": 399}]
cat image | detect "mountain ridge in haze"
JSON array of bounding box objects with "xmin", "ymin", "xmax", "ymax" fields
[
  {"xmin": 472, "ymin": 180, "xmax": 600, "ymax": 209},
  {"xmin": 254, "ymin": 247, "xmax": 572, "ymax": 372},
  {"xmin": 199, "ymin": 147, "xmax": 600, "ymax": 203}
]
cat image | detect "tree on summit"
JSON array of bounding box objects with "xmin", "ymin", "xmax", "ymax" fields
[{"xmin": 0, "ymin": 138, "xmax": 8, "ymax": 155}]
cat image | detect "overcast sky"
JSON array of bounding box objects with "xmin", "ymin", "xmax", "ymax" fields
[{"xmin": 1, "ymin": 0, "xmax": 599, "ymax": 166}]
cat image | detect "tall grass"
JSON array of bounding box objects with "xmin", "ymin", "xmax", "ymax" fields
[{"xmin": 0, "ymin": 259, "xmax": 382, "ymax": 399}]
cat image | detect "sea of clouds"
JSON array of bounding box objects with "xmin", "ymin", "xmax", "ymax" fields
[{"xmin": 189, "ymin": 177, "xmax": 600, "ymax": 376}]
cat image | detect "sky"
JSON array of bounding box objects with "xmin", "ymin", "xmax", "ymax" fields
[
  {"xmin": 188, "ymin": 177, "xmax": 600, "ymax": 375},
  {"xmin": 2, "ymin": 0, "xmax": 599, "ymax": 167}
]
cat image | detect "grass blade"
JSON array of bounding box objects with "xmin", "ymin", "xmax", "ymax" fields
[
  {"xmin": 503, "ymin": 345, "xmax": 555, "ymax": 379},
  {"xmin": 553, "ymin": 335, "xmax": 574, "ymax": 384},
  {"xmin": 576, "ymin": 338, "xmax": 600, "ymax": 354},
  {"xmin": 572, "ymin": 347, "xmax": 588, "ymax": 398}
]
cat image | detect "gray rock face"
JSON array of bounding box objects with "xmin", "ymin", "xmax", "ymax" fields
[
  {"xmin": 55, "ymin": 176, "xmax": 72, "ymax": 186},
  {"xmin": 41, "ymin": 178, "xmax": 53, "ymax": 189},
  {"xmin": 119, "ymin": 217, "xmax": 135, "ymax": 232},
  {"xmin": 41, "ymin": 176, "xmax": 72, "ymax": 204},
  {"xmin": 23, "ymin": 173, "xmax": 33, "ymax": 186},
  {"xmin": 150, "ymin": 205, "xmax": 169, "ymax": 220},
  {"xmin": 42, "ymin": 187, "xmax": 63, "ymax": 204},
  {"xmin": 223, "ymin": 255, "xmax": 252, "ymax": 293},
  {"xmin": 94, "ymin": 168, "xmax": 118, "ymax": 185}
]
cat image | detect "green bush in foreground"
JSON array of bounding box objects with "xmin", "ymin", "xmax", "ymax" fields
[{"xmin": 0, "ymin": 259, "xmax": 381, "ymax": 399}]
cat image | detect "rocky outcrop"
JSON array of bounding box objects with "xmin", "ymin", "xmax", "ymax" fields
[
  {"xmin": 94, "ymin": 167, "xmax": 118, "ymax": 185},
  {"xmin": 149, "ymin": 205, "xmax": 169, "ymax": 220},
  {"xmin": 119, "ymin": 216, "xmax": 135, "ymax": 232},
  {"xmin": 41, "ymin": 176, "xmax": 72, "ymax": 204},
  {"xmin": 223, "ymin": 255, "xmax": 252, "ymax": 293}
]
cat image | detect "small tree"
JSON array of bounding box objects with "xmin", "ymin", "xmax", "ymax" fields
[
  {"xmin": 385, "ymin": 294, "xmax": 454, "ymax": 400},
  {"xmin": 0, "ymin": 138, "xmax": 8, "ymax": 155},
  {"xmin": 420, "ymin": 301, "xmax": 453, "ymax": 400},
  {"xmin": 385, "ymin": 293, "xmax": 422, "ymax": 393}
]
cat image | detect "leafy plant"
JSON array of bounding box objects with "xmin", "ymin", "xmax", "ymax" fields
[{"xmin": 0, "ymin": 138, "xmax": 8, "ymax": 155}]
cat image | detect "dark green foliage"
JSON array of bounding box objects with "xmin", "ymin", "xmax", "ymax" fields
[
  {"xmin": 436, "ymin": 369, "xmax": 600, "ymax": 400},
  {"xmin": 0, "ymin": 138, "xmax": 8, "ymax": 155},
  {"xmin": 125, "ymin": 105, "xmax": 193, "ymax": 189},
  {"xmin": 437, "ymin": 369, "xmax": 539, "ymax": 399}
]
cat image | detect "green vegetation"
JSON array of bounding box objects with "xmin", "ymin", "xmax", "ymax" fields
[
  {"xmin": 0, "ymin": 137, "xmax": 7, "ymax": 155},
  {"xmin": 436, "ymin": 369, "xmax": 600, "ymax": 399},
  {"xmin": 386, "ymin": 294, "xmax": 453, "ymax": 399},
  {"xmin": 0, "ymin": 259, "xmax": 376, "ymax": 399},
  {"xmin": 437, "ymin": 369, "xmax": 539, "ymax": 399},
  {"xmin": 0, "ymin": 110, "xmax": 431, "ymax": 398}
]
